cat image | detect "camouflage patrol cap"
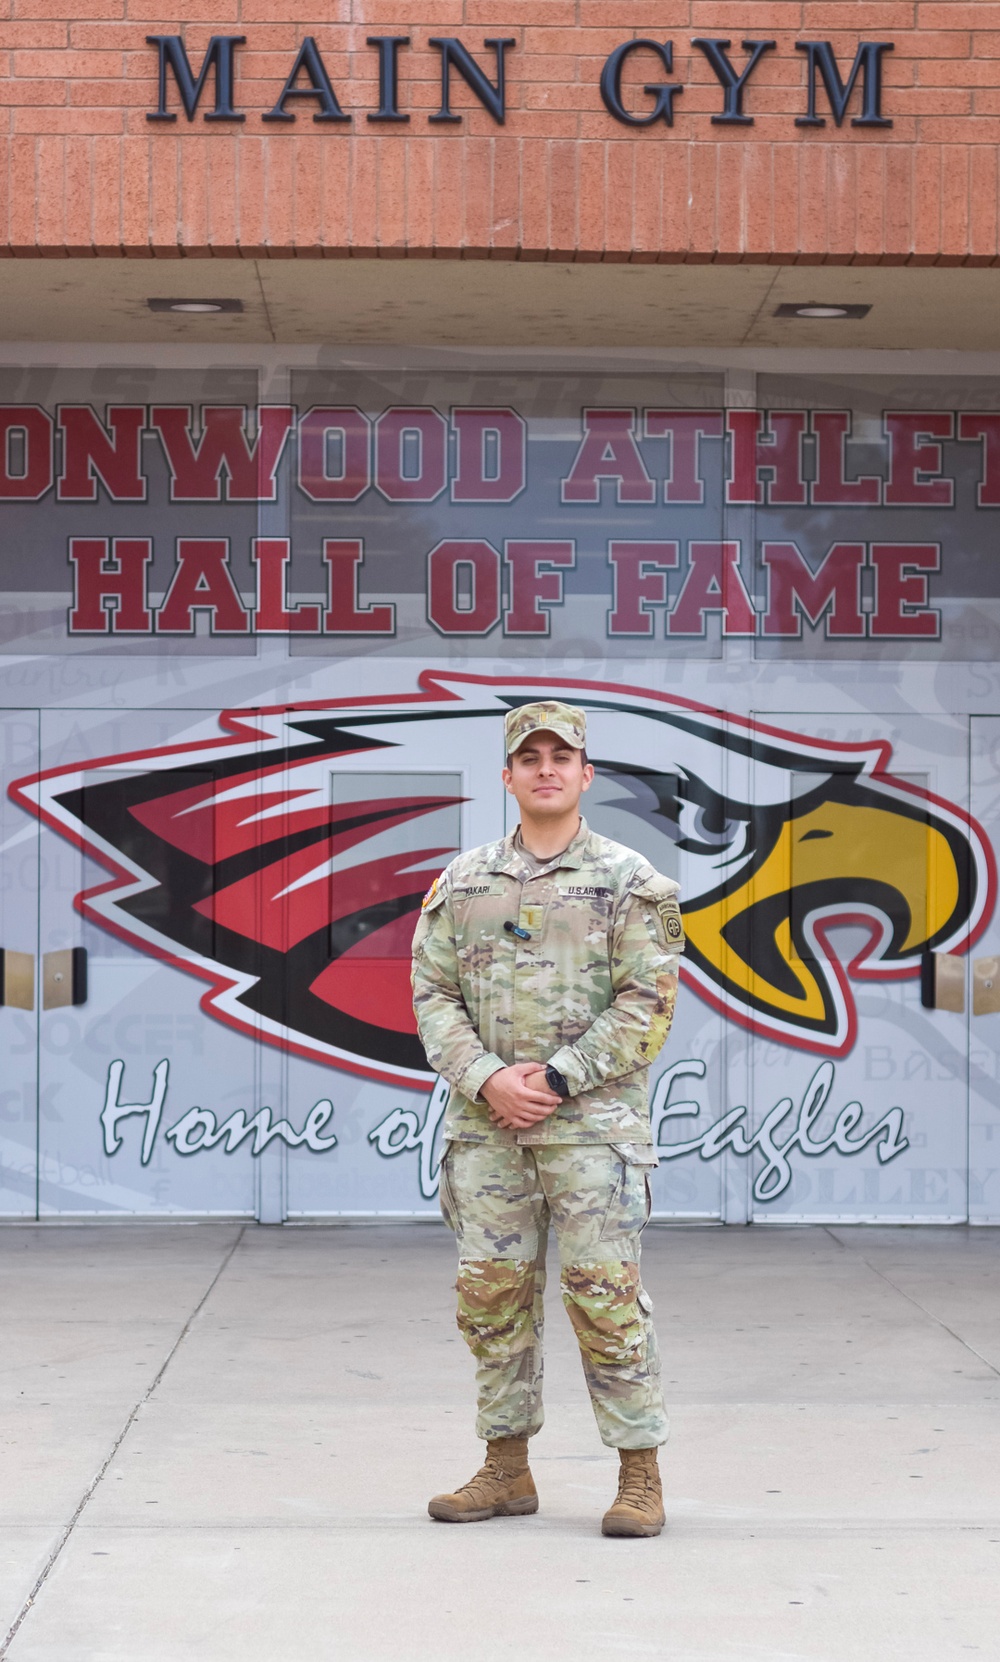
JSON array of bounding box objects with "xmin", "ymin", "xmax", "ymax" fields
[{"xmin": 504, "ymin": 700, "xmax": 587, "ymax": 755}]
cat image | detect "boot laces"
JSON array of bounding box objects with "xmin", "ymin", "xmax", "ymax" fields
[
  {"xmin": 456, "ymin": 1455, "xmax": 517, "ymax": 1505},
  {"xmin": 616, "ymin": 1465, "xmax": 659, "ymax": 1508}
]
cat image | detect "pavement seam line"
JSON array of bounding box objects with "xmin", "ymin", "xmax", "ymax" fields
[
  {"xmin": 845, "ymin": 1239, "xmax": 1000, "ymax": 1382},
  {"xmin": 0, "ymin": 1225, "xmax": 247, "ymax": 1659}
]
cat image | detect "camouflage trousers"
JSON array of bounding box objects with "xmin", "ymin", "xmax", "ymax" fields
[{"xmin": 439, "ymin": 1141, "xmax": 668, "ymax": 1450}]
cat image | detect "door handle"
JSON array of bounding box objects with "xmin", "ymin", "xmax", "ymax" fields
[
  {"xmin": 920, "ymin": 950, "xmax": 965, "ymax": 1013},
  {"xmin": 973, "ymin": 956, "xmax": 1000, "ymax": 1016},
  {"xmin": 42, "ymin": 948, "xmax": 88, "ymax": 1010},
  {"xmin": 0, "ymin": 948, "xmax": 35, "ymax": 1010}
]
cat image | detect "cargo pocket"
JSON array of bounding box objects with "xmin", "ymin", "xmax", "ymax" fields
[
  {"xmin": 599, "ymin": 1146, "xmax": 653, "ymax": 1242},
  {"xmin": 609, "ymin": 1142, "xmax": 657, "ymax": 1233}
]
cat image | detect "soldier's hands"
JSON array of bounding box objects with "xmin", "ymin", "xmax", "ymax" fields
[{"xmin": 480, "ymin": 1063, "xmax": 563, "ymax": 1130}]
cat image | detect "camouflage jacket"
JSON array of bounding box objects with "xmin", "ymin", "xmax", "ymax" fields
[{"xmin": 410, "ymin": 819, "xmax": 684, "ymax": 1146}]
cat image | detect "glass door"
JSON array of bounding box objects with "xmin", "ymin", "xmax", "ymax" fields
[
  {"xmin": 32, "ymin": 709, "xmax": 259, "ymax": 1216},
  {"xmin": 970, "ymin": 717, "xmax": 1000, "ymax": 1223},
  {"xmin": 0, "ymin": 710, "xmax": 40, "ymax": 1216},
  {"xmin": 745, "ymin": 711, "xmax": 980, "ymax": 1223}
]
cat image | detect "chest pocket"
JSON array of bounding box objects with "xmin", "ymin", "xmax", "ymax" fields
[
  {"xmin": 451, "ymin": 884, "xmax": 511, "ymax": 944},
  {"xmin": 630, "ymin": 874, "xmax": 685, "ymax": 953}
]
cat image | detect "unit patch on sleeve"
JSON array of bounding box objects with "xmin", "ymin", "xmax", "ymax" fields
[{"xmin": 658, "ymin": 894, "xmax": 685, "ymax": 945}]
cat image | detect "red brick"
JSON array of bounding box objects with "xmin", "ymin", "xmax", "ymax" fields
[
  {"xmin": 206, "ymin": 133, "xmax": 237, "ymax": 250},
  {"xmin": 9, "ymin": 137, "xmax": 35, "ymax": 247},
  {"xmin": 34, "ymin": 133, "xmax": 63, "ymax": 246},
  {"xmin": 630, "ymin": 138, "xmax": 661, "ymax": 257},
  {"xmin": 0, "ymin": 2, "xmax": 997, "ymax": 263},
  {"xmin": 0, "ymin": 21, "xmax": 65, "ymax": 44},
  {"xmin": 825, "ymin": 143, "xmax": 855, "ymax": 257},
  {"xmin": 120, "ymin": 131, "xmax": 149, "ymax": 248},
  {"xmin": 91, "ymin": 131, "xmax": 121, "ymax": 252},
  {"xmin": 579, "ymin": 0, "xmax": 688, "ymax": 22},
  {"xmin": 769, "ymin": 143, "xmax": 798, "ymax": 259},
  {"xmin": 235, "ymin": 133, "xmax": 265, "ymax": 252},
  {"xmin": 462, "ymin": 134, "xmax": 492, "ymax": 252},
  {"xmin": 350, "ymin": 0, "xmax": 459, "ymax": 24},
  {"xmin": 520, "ymin": 135, "xmax": 550, "ymax": 251},
  {"xmin": 178, "ymin": 132, "xmax": 210, "ymax": 255},
  {"xmin": 853, "ymin": 145, "xmax": 884, "ymax": 260},
  {"xmin": 884, "ymin": 142, "xmax": 912, "ymax": 255},
  {"xmin": 803, "ymin": 3, "xmax": 915, "ymax": 25},
  {"xmin": 466, "ymin": 0, "xmax": 574, "ymax": 23},
  {"xmin": 917, "ymin": 3, "xmax": 1000, "ymax": 26},
  {"xmin": 798, "ymin": 145, "xmax": 827, "ymax": 259},
  {"xmin": 687, "ymin": 141, "xmax": 718, "ymax": 256},
  {"xmin": 261, "ymin": 130, "xmax": 293, "ymax": 251},
  {"xmin": 742, "ymin": 142, "xmax": 772, "ymax": 258},
  {"xmin": 661, "ymin": 134, "xmax": 689, "ymax": 255},
  {"xmin": 12, "ymin": 108, "xmax": 124, "ymax": 131},
  {"xmin": 691, "ymin": 1, "xmax": 803, "ymax": 24},
  {"xmin": 918, "ymin": 114, "xmax": 1000, "ymax": 138},
  {"xmin": 911, "ymin": 141, "xmax": 940, "ymax": 257},
  {"xmin": 240, "ymin": 0, "xmax": 349, "ymax": 18},
  {"xmin": 346, "ymin": 134, "xmax": 377, "ymax": 254},
  {"xmin": 400, "ymin": 137, "xmax": 430, "ymax": 250},
  {"xmin": 13, "ymin": 48, "xmax": 120, "ymax": 74},
  {"xmin": 376, "ymin": 136, "xmax": 406, "ymax": 249},
  {"xmin": 489, "ymin": 134, "xmax": 518, "ymax": 251},
  {"xmin": 63, "ymin": 132, "xmax": 92, "ymax": 248},
  {"xmin": 69, "ymin": 23, "xmax": 150, "ymax": 47},
  {"xmin": 940, "ymin": 144, "xmax": 970, "ymax": 256},
  {"xmin": 576, "ymin": 138, "xmax": 605, "ymax": 254},
  {"xmin": 891, "ymin": 87, "xmax": 971, "ymax": 114},
  {"xmin": 12, "ymin": 0, "xmax": 123, "ymax": 16},
  {"xmin": 891, "ymin": 30, "xmax": 970, "ymax": 56},
  {"xmin": 602, "ymin": 139, "xmax": 631, "ymax": 254},
  {"xmin": 118, "ymin": 0, "xmax": 239, "ymax": 19},
  {"xmin": 917, "ymin": 58, "xmax": 1000, "ymax": 85},
  {"xmin": 969, "ymin": 142, "xmax": 998, "ymax": 257},
  {"xmin": 0, "ymin": 77, "xmax": 65, "ymax": 103},
  {"xmin": 71, "ymin": 81, "xmax": 152, "ymax": 106},
  {"xmin": 150, "ymin": 126, "xmax": 179, "ymax": 251}
]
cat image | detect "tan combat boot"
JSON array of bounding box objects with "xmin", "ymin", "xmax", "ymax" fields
[
  {"xmin": 601, "ymin": 1447, "xmax": 665, "ymax": 1537},
  {"xmin": 428, "ymin": 1437, "xmax": 538, "ymax": 1523}
]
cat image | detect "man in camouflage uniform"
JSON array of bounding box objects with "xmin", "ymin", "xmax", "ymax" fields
[{"xmin": 411, "ymin": 700, "xmax": 684, "ymax": 1537}]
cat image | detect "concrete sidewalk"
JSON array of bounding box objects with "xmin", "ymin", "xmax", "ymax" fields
[{"xmin": 1, "ymin": 1223, "xmax": 998, "ymax": 1662}]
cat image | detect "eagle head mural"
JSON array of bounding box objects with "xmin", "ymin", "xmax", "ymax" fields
[{"xmin": 12, "ymin": 672, "xmax": 995, "ymax": 1085}]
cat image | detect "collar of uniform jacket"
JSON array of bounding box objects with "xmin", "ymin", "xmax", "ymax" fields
[{"xmin": 485, "ymin": 816, "xmax": 592, "ymax": 876}]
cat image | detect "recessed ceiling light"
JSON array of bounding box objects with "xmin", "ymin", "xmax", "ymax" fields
[
  {"xmin": 774, "ymin": 302, "xmax": 871, "ymax": 320},
  {"xmin": 147, "ymin": 298, "xmax": 244, "ymax": 314}
]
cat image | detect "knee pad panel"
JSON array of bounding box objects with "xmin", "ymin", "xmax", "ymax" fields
[
  {"xmin": 561, "ymin": 1260, "xmax": 644, "ymax": 1366},
  {"xmin": 456, "ymin": 1258, "xmax": 535, "ymax": 1361}
]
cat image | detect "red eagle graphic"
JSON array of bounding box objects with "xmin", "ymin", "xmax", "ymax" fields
[{"xmin": 10, "ymin": 672, "xmax": 995, "ymax": 1085}]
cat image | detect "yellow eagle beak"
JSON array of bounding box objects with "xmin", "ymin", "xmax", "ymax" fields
[{"xmin": 682, "ymin": 792, "xmax": 962, "ymax": 1035}]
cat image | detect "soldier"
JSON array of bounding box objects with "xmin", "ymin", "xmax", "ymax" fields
[{"xmin": 410, "ymin": 699, "xmax": 684, "ymax": 1538}]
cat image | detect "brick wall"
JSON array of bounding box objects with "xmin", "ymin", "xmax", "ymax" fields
[{"xmin": 1, "ymin": 2, "xmax": 998, "ymax": 262}]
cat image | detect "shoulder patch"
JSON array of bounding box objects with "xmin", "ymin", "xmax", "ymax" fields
[
  {"xmin": 421, "ymin": 876, "xmax": 446, "ymax": 912},
  {"xmin": 631, "ymin": 872, "xmax": 685, "ymax": 946}
]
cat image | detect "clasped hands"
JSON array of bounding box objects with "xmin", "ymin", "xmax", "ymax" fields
[{"xmin": 480, "ymin": 1062, "xmax": 564, "ymax": 1131}]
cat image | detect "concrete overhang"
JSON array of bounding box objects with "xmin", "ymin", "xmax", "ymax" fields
[{"xmin": 1, "ymin": 259, "xmax": 998, "ymax": 352}]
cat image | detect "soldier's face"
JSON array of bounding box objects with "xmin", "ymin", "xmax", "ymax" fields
[{"xmin": 502, "ymin": 732, "xmax": 594, "ymax": 818}]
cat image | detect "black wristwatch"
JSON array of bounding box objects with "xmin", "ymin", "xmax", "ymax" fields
[{"xmin": 545, "ymin": 1064, "xmax": 570, "ymax": 1099}]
